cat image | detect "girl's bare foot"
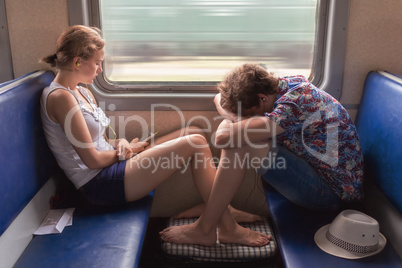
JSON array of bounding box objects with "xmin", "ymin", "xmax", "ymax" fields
[
  {"xmin": 175, "ymin": 203, "xmax": 264, "ymax": 223},
  {"xmin": 174, "ymin": 203, "xmax": 205, "ymax": 219},
  {"xmin": 218, "ymin": 224, "xmax": 272, "ymax": 247},
  {"xmin": 160, "ymin": 221, "xmax": 217, "ymax": 246},
  {"xmin": 228, "ymin": 206, "xmax": 264, "ymax": 223}
]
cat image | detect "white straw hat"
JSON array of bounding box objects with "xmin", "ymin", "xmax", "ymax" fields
[{"xmin": 314, "ymin": 210, "xmax": 386, "ymax": 259}]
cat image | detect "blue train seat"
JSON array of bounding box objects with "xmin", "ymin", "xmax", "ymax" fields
[
  {"xmin": 263, "ymin": 70, "xmax": 402, "ymax": 267},
  {"xmin": 0, "ymin": 70, "xmax": 153, "ymax": 268},
  {"xmin": 355, "ymin": 71, "xmax": 402, "ymax": 257}
]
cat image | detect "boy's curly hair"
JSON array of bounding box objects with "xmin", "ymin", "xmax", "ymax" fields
[{"xmin": 218, "ymin": 63, "xmax": 279, "ymax": 115}]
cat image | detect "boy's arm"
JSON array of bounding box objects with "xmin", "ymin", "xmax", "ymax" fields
[
  {"xmin": 215, "ymin": 116, "xmax": 285, "ymax": 148},
  {"xmin": 214, "ymin": 93, "xmax": 244, "ymax": 122}
]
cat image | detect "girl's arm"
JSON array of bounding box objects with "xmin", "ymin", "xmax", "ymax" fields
[
  {"xmin": 85, "ymin": 87, "xmax": 147, "ymax": 157},
  {"xmin": 86, "ymin": 88, "xmax": 137, "ymax": 159},
  {"xmin": 47, "ymin": 89, "xmax": 123, "ymax": 169}
]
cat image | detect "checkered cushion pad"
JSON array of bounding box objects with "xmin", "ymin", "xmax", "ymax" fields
[{"xmin": 162, "ymin": 217, "xmax": 277, "ymax": 262}]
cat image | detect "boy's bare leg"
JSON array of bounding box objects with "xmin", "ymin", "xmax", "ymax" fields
[
  {"xmin": 175, "ymin": 203, "xmax": 264, "ymax": 223},
  {"xmin": 160, "ymin": 142, "xmax": 271, "ymax": 246}
]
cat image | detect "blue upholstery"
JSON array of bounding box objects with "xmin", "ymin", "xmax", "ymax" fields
[
  {"xmin": 0, "ymin": 71, "xmax": 57, "ymax": 236},
  {"xmin": 263, "ymin": 70, "xmax": 402, "ymax": 267},
  {"xmin": 264, "ymin": 185, "xmax": 401, "ymax": 267},
  {"xmin": 355, "ymin": 71, "xmax": 402, "ymax": 213},
  {"xmin": 14, "ymin": 195, "xmax": 153, "ymax": 268},
  {"xmin": 1, "ymin": 70, "xmax": 154, "ymax": 267},
  {"xmin": 0, "ymin": 71, "xmax": 37, "ymax": 88}
]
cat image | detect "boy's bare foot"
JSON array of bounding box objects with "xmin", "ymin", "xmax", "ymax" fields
[
  {"xmin": 175, "ymin": 203, "xmax": 264, "ymax": 223},
  {"xmin": 219, "ymin": 224, "xmax": 272, "ymax": 247},
  {"xmin": 160, "ymin": 220, "xmax": 271, "ymax": 247}
]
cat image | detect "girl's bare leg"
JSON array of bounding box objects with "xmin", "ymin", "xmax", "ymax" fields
[
  {"xmin": 174, "ymin": 203, "xmax": 205, "ymax": 219},
  {"xmin": 123, "ymin": 134, "xmax": 212, "ymax": 203},
  {"xmin": 124, "ymin": 133, "xmax": 219, "ymax": 245},
  {"xmin": 147, "ymin": 126, "xmax": 207, "ymax": 148}
]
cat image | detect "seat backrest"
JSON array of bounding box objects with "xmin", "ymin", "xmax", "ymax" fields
[
  {"xmin": 355, "ymin": 71, "xmax": 402, "ymax": 214},
  {"xmin": 355, "ymin": 71, "xmax": 402, "ymax": 258},
  {"xmin": 0, "ymin": 70, "xmax": 56, "ymax": 235}
]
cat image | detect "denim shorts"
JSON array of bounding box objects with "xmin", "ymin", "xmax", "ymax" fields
[
  {"xmin": 257, "ymin": 145, "xmax": 342, "ymax": 211},
  {"xmin": 80, "ymin": 161, "xmax": 127, "ymax": 206}
]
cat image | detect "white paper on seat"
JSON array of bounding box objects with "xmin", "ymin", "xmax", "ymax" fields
[{"xmin": 34, "ymin": 208, "xmax": 75, "ymax": 235}]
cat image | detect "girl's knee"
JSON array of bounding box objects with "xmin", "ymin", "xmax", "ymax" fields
[
  {"xmin": 184, "ymin": 126, "xmax": 207, "ymax": 138},
  {"xmin": 187, "ymin": 133, "xmax": 208, "ymax": 147}
]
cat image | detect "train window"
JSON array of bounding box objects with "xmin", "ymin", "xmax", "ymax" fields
[
  {"xmin": 86, "ymin": 0, "xmax": 323, "ymax": 92},
  {"xmin": 77, "ymin": 0, "xmax": 349, "ymax": 107},
  {"xmin": 99, "ymin": 0, "xmax": 317, "ymax": 87}
]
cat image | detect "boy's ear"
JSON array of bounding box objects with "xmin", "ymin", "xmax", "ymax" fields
[{"xmin": 257, "ymin": 93, "xmax": 268, "ymax": 102}]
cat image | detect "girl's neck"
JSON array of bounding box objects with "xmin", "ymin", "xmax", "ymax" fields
[{"xmin": 54, "ymin": 71, "xmax": 79, "ymax": 91}]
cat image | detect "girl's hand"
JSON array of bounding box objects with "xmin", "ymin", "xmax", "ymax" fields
[
  {"xmin": 129, "ymin": 138, "xmax": 149, "ymax": 154},
  {"xmin": 115, "ymin": 139, "xmax": 134, "ymax": 161}
]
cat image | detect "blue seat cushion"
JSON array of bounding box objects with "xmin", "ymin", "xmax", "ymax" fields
[
  {"xmin": 263, "ymin": 183, "xmax": 401, "ymax": 267},
  {"xmin": 14, "ymin": 193, "xmax": 153, "ymax": 268},
  {"xmin": 355, "ymin": 71, "xmax": 402, "ymax": 213}
]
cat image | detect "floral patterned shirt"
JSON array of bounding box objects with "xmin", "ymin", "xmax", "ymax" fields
[{"xmin": 266, "ymin": 76, "xmax": 364, "ymax": 201}]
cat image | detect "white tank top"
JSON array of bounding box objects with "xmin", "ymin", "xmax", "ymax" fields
[{"xmin": 40, "ymin": 82, "xmax": 114, "ymax": 189}]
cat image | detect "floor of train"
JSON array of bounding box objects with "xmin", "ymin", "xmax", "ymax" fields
[{"xmin": 139, "ymin": 217, "xmax": 282, "ymax": 268}]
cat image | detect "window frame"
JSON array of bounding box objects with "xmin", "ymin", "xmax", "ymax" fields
[
  {"xmin": 69, "ymin": 0, "xmax": 350, "ymax": 111},
  {"xmin": 0, "ymin": 0, "xmax": 14, "ymax": 83}
]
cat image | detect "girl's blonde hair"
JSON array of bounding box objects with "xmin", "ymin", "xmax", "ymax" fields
[{"xmin": 41, "ymin": 25, "xmax": 105, "ymax": 70}]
